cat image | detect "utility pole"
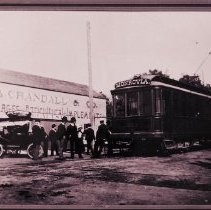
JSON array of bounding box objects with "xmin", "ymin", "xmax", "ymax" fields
[{"xmin": 86, "ymin": 21, "xmax": 94, "ymax": 127}]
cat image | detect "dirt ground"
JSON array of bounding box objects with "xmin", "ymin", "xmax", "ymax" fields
[{"xmin": 0, "ymin": 148, "xmax": 210, "ymax": 207}]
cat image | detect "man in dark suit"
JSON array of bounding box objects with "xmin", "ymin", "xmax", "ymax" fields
[
  {"xmin": 106, "ymin": 120, "xmax": 113, "ymax": 157},
  {"xmin": 83, "ymin": 123, "xmax": 95, "ymax": 155},
  {"xmin": 56, "ymin": 116, "xmax": 67, "ymax": 160},
  {"xmin": 93, "ymin": 120, "xmax": 110, "ymax": 158},
  {"xmin": 32, "ymin": 119, "xmax": 43, "ymax": 160},
  {"xmin": 49, "ymin": 124, "xmax": 59, "ymax": 156},
  {"xmin": 66, "ymin": 117, "xmax": 83, "ymax": 159},
  {"xmin": 41, "ymin": 124, "xmax": 48, "ymax": 157}
]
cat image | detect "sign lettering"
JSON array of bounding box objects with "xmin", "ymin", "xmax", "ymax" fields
[
  {"xmin": 115, "ymin": 78, "xmax": 151, "ymax": 89},
  {"xmin": 0, "ymin": 83, "xmax": 106, "ymax": 125}
]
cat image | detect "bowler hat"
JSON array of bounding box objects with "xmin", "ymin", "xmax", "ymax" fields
[
  {"xmin": 87, "ymin": 123, "xmax": 91, "ymax": 127},
  {"xmin": 62, "ymin": 116, "xmax": 68, "ymax": 122},
  {"xmin": 52, "ymin": 124, "xmax": 56, "ymax": 128},
  {"xmin": 70, "ymin": 117, "xmax": 76, "ymax": 123}
]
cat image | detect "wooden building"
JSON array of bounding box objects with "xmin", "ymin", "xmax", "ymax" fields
[{"xmin": 0, "ymin": 69, "xmax": 106, "ymax": 132}]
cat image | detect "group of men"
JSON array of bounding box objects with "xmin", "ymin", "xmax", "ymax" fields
[{"xmin": 31, "ymin": 116, "xmax": 111, "ymax": 160}]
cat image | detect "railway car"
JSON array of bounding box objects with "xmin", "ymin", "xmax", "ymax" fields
[{"xmin": 109, "ymin": 74, "xmax": 211, "ymax": 154}]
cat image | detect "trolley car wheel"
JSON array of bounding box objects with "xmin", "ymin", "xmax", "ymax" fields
[
  {"xmin": 0, "ymin": 144, "xmax": 5, "ymax": 158},
  {"xmin": 27, "ymin": 143, "xmax": 44, "ymax": 159}
]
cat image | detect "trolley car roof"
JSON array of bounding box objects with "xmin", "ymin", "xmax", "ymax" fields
[
  {"xmin": 0, "ymin": 69, "xmax": 106, "ymax": 99},
  {"xmin": 113, "ymin": 74, "xmax": 211, "ymax": 99}
]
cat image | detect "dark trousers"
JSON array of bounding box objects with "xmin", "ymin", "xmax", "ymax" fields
[
  {"xmin": 43, "ymin": 140, "xmax": 48, "ymax": 157},
  {"xmin": 63, "ymin": 138, "xmax": 68, "ymax": 152},
  {"xmin": 57, "ymin": 138, "xmax": 64, "ymax": 158},
  {"xmin": 51, "ymin": 140, "xmax": 59, "ymax": 156},
  {"xmin": 93, "ymin": 139, "xmax": 105, "ymax": 157},
  {"xmin": 70, "ymin": 139, "xmax": 83, "ymax": 158},
  {"xmin": 87, "ymin": 140, "xmax": 94, "ymax": 154},
  {"xmin": 33, "ymin": 143, "xmax": 41, "ymax": 160},
  {"xmin": 107, "ymin": 138, "xmax": 113, "ymax": 157}
]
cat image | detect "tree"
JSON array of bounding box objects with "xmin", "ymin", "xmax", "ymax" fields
[
  {"xmin": 205, "ymin": 83, "xmax": 211, "ymax": 92},
  {"xmin": 179, "ymin": 74, "xmax": 211, "ymax": 93},
  {"xmin": 179, "ymin": 74, "xmax": 203, "ymax": 88},
  {"xmin": 148, "ymin": 69, "xmax": 169, "ymax": 78},
  {"xmin": 134, "ymin": 69, "xmax": 169, "ymax": 78}
]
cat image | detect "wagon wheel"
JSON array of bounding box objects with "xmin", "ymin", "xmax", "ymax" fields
[
  {"xmin": 0, "ymin": 144, "xmax": 5, "ymax": 158},
  {"xmin": 26, "ymin": 143, "xmax": 44, "ymax": 159}
]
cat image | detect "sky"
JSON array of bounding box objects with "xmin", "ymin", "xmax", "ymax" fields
[{"xmin": 0, "ymin": 11, "xmax": 211, "ymax": 96}]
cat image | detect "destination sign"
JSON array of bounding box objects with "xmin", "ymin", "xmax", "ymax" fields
[{"xmin": 115, "ymin": 78, "xmax": 151, "ymax": 89}]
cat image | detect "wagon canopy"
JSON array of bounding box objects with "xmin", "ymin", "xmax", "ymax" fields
[{"xmin": 0, "ymin": 120, "xmax": 31, "ymax": 127}]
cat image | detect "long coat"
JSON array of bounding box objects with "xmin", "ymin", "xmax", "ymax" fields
[
  {"xmin": 84, "ymin": 127, "xmax": 95, "ymax": 142},
  {"xmin": 48, "ymin": 128, "xmax": 57, "ymax": 143},
  {"xmin": 96, "ymin": 123, "xmax": 110, "ymax": 141},
  {"xmin": 66, "ymin": 124, "xmax": 78, "ymax": 141},
  {"xmin": 32, "ymin": 125, "xmax": 43, "ymax": 145},
  {"xmin": 57, "ymin": 123, "xmax": 66, "ymax": 140}
]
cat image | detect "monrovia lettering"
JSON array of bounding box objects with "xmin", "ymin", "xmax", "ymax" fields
[{"xmin": 115, "ymin": 78, "xmax": 151, "ymax": 89}]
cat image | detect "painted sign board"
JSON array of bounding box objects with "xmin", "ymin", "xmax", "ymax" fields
[
  {"xmin": 0, "ymin": 82, "xmax": 106, "ymax": 128},
  {"xmin": 115, "ymin": 78, "xmax": 151, "ymax": 89}
]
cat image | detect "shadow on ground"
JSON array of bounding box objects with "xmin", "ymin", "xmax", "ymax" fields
[{"xmin": 191, "ymin": 161, "xmax": 211, "ymax": 170}]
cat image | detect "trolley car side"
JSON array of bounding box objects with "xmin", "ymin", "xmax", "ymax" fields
[{"xmin": 109, "ymin": 75, "xmax": 211, "ymax": 155}]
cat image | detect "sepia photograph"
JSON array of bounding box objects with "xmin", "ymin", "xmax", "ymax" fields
[{"xmin": 0, "ymin": 1, "xmax": 210, "ymax": 208}]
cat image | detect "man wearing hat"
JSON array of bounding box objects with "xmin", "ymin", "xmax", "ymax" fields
[
  {"xmin": 83, "ymin": 123, "xmax": 95, "ymax": 155},
  {"xmin": 66, "ymin": 117, "xmax": 83, "ymax": 159},
  {"xmin": 49, "ymin": 124, "xmax": 59, "ymax": 156},
  {"xmin": 77, "ymin": 126, "xmax": 85, "ymax": 154},
  {"xmin": 93, "ymin": 120, "xmax": 110, "ymax": 158},
  {"xmin": 56, "ymin": 116, "xmax": 67, "ymax": 159},
  {"xmin": 41, "ymin": 123, "xmax": 48, "ymax": 158},
  {"xmin": 32, "ymin": 119, "xmax": 43, "ymax": 160}
]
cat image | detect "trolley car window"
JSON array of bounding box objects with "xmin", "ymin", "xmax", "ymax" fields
[
  {"xmin": 154, "ymin": 89, "xmax": 161, "ymax": 114},
  {"xmin": 114, "ymin": 94, "xmax": 125, "ymax": 117},
  {"xmin": 173, "ymin": 91, "xmax": 182, "ymax": 115},
  {"xmin": 162, "ymin": 89, "xmax": 171, "ymax": 115},
  {"xmin": 127, "ymin": 92, "xmax": 138, "ymax": 116},
  {"xmin": 142, "ymin": 89, "xmax": 152, "ymax": 115}
]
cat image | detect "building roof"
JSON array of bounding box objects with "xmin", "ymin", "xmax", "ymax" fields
[{"xmin": 0, "ymin": 69, "xmax": 106, "ymax": 99}]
